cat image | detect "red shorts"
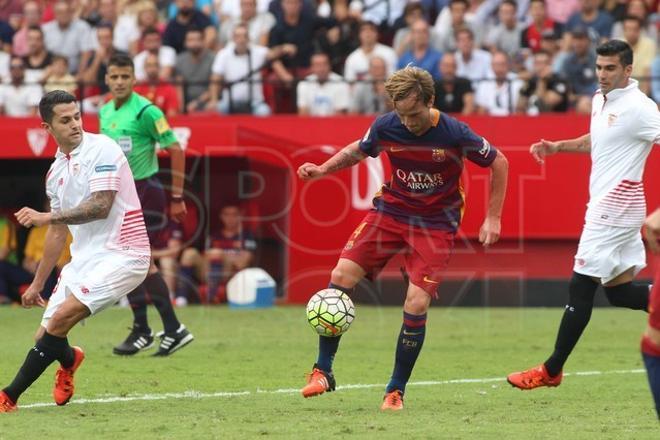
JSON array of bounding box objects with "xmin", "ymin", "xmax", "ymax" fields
[
  {"xmin": 340, "ymin": 211, "xmax": 454, "ymax": 297},
  {"xmin": 649, "ymin": 258, "xmax": 660, "ymax": 330}
]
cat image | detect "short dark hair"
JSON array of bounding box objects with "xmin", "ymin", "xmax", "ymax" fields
[
  {"xmin": 622, "ymin": 15, "xmax": 643, "ymax": 28},
  {"xmin": 501, "ymin": 0, "xmax": 517, "ymax": 9},
  {"xmin": 596, "ymin": 39, "xmax": 633, "ymax": 67},
  {"xmin": 450, "ymin": 0, "xmax": 469, "ymax": 8},
  {"xmin": 27, "ymin": 25, "xmax": 43, "ymax": 35},
  {"xmin": 108, "ymin": 52, "xmax": 134, "ymax": 70},
  {"xmin": 455, "ymin": 26, "xmax": 474, "ymax": 40},
  {"xmin": 359, "ymin": 20, "xmax": 378, "ymax": 32},
  {"xmin": 96, "ymin": 22, "xmax": 114, "ymax": 34},
  {"xmin": 142, "ymin": 27, "xmax": 161, "ymax": 39},
  {"xmin": 39, "ymin": 90, "xmax": 76, "ymax": 123}
]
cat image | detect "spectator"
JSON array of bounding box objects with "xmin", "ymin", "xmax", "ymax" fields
[
  {"xmin": 11, "ymin": 1, "xmax": 42, "ymax": 57},
  {"xmin": 297, "ymin": 52, "xmax": 350, "ymax": 115},
  {"xmin": 435, "ymin": 0, "xmax": 479, "ymax": 53},
  {"xmin": 455, "ymin": 27, "xmax": 493, "ymax": 88},
  {"xmin": 134, "ymin": 53, "xmax": 180, "ymax": 117},
  {"xmin": 133, "ymin": 27, "xmax": 176, "ymax": 81},
  {"xmin": 210, "ymin": 23, "xmax": 292, "ymax": 115},
  {"xmin": 43, "ymin": 55, "xmax": 77, "ymax": 95},
  {"xmin": 560, "ymin": 26, "xmax": 596, "ymax": 113},
  {"xmin": 611, "ymin": 0, "xmax": 657, "ymax": 41},
  {"xmin": 82, "ymin": 24, "xmax": 127, "ymax": 95},
  {"xmin": 393, "ymin": 3, "xmax": 443, "ymax": 57},
  {"xmin": 0, "ymin": 213, "xmax": 17, "ymax": 304},
  {"xmin": 23, "ymin": 26, "xmax": 53, "ymax": 84},
  {"xmin": 0, "ymin": 56, "xmax": 42, "ymax": 117},
  {"xmin": 545, "ymin": 0, "xmax": 581, "ymax": 24},
  {"xmin": 0, "ymin": 0, "xmax": 22, "ymax": 23},
  {"xmin": 42, "ymin": 0, "xmax": 96, "ymax": 76},
  {"xmin": 521, "ymin": 0, "xmax": 563, "ymax": 53},
  {"xmin": 0, "ymin": 19, "xmax": 14, "ymax": 54},
  {"xmin": 517, "ymin": 50, "xmax": 569, "ymax": 114},
  {"xmin": 397, "ymin": 19, "xmax": 442, "ymax": 80},
  {"xmin": 434, "ymin": 52, "xmax": 475, "ymax": 114},
  {"xmin": 0, "ymin": 47, "xmax": 9, "ymax": 84},
  {"xmin": 484, "ymin": 0, "xmax": 524, "ymax": 58},
  {"xmin": 621, "ymin": 15, "xmax": 656, "ymax": 95},
  {"xmin": 566, "ymin": 0, "xmax": 614, "ymax": 43},
  {"xmin": 176, "ymin": 204, "xmax": 257, "ymax": 305},
  {"xmin": 344, "ymin": 21, "xmax": 397, "ymax": 83},
  {"xmin": 170, "ymin": 0, "xmax": 219, "ymax": 25},
  {"xmin": 175, "ymin": 28, "xmax": 215, "ymax": 113},
  {"xmin": 222, "ymin": 0, "xmax": 271, "ymax": 21},
  {"xmin": 163, "ymin": 0, "xmax": 216, "ymax": 53},
  {"xmin": 117, "ymin": 0, "xmax": 161, "ymax": 56},
  {"xmin": 218, "ymin": 0, "xmax": 276, "ymax": 47},
  {"xmin": 475, "ymin": 51, "xmax": 523, "ymax": 116},
  {"xmin": 87, "ymin": 0, "xmax": 119, "ymax": 28},
  {"xmin": 353, "ymin": 0, "xmax": 408, "ymax": 29},
  {"xmin": 268, "ymin": 0, "xmax": 338, "ymax": 72},
  {"xmin": 0, "ymin": 217, "xmax": 71, "ymax": 304},
  {"xmin": 351, "ymin": 56, "xmax": 392, "ymax": 114}
]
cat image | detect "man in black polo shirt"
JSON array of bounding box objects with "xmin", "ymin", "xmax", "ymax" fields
[{"xmin": 433, "ymin": 53, "xmax": 474, "ymax": 114}]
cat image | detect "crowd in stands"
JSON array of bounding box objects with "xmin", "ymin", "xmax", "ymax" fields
[{"xmin": 0, "ymin": 0, "xmax": 658, "ymax": 116}]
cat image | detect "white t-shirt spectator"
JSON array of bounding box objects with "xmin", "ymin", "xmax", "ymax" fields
[
  {"xmin": 218, "ymin": 13, "xmax": 276, "ymax": 47},
  {"xmin": 343, "ymin": 44, "xmax": 398, "ymax": 82},
  {"xmin": 220, "ymin": 0, "xmax": 270, "ymax": 20},
  {"xmin": 455, "ymin": 49, "xmax": 493, "ymax": 87},
  {"xmin": 211, "ymin": 43, "xmax": 268, "ymax": 104},
  {"xmin": 112, "ymin": 14, "xmax": 141, "ymax": 53},
  {"xmin": 133, "ymin": 46, "xmax": 177, "ymax": 81},
  {"xmin": 0, "ymin": 83, "xmax": 42, "ymax": 116},
  {"xmin": 0, "ymin": 51, "xmax": 8, "ymax": 83},
  {"xmin": 297, "ymin": 72, "xmax": 350, "ymax": 116},
  {"xmin": 42, "ymin": 19, "xmax": 97, "ymax": 73},
  {"xmin": 475, "ymin": 74, "xmax": 523, "ymax": 116}
]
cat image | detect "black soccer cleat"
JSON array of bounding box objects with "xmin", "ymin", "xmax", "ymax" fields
[
  {"xmin": 153, "ymin": 325, "xmax": 194, "ymax": 356},
  {"xmin": 113, "ymin": 327, "xmax": 155, "ymax": 355}
]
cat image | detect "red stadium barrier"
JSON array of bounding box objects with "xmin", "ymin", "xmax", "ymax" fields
[{"xmin": 2, "ymin": 115, "xmax": 658, "ymax": 302}]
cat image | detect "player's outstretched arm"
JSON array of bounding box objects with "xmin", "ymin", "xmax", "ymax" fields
[
  {"xmin": 15, "ymin": 190, "xmax": 116, "ymax": 227},
  {"xmin": 479, "ymin": 150, "xmax": 509, "ymax": 247},
  {"xmin": 530, "ymin": 133, "xmax": 591, "ymax": 164},
  {"xmin": 167, "ymin": 142, "xmax": 188, "ymax": 223},
  {"xmin": 21, "ymin": 224, "xmax": 69, "ymax": 308},
  {"xmin": 298, "ymin": 140, "xmax": 367, "ymax": 181}
]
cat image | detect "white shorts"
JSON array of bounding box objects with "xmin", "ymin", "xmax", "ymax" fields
[
  {"xmin": 41, "ymin": 255, "xmax": 149, "ymax": 328},
  {"xmin": 573, "ymin": 223, "xmax": 646, "ymax": 284}
]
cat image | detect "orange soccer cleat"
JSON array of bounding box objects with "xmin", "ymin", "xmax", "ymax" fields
[
  {"xmin": 53, "ymin": 346, "xmax": 85, "ymax": 406},
  {"xmin": 507, "ymin": 364, "xmax": 563, "ymax": 390},
  {"xmin": 0, "ymin": 391, "xmax": 17, "ymax": 413},
  {"xmin": 301, "ymin": 364, "xmax": 335, "ymax": 398},
  {"xmin": 380, "ymin": 390, "xmax": 404, "ymax": 411}
]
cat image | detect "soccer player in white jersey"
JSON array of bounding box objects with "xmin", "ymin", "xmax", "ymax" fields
[
  {"xmin": 507, "ymin": 40, "xmax": 660, "ymax": 390},
  {"xmin": 0, "ymin": 91, "xmax": 150, "ymax": 412}
]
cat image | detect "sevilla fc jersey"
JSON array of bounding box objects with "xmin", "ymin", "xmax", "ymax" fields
[{"xmin": 359, "ymin": 109, "xmax": 497, "ymax": 231}]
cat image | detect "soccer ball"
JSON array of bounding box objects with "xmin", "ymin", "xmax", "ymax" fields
[{"xmin": 306, "ymin": 288, "xmax": 355, "ymax": 337}]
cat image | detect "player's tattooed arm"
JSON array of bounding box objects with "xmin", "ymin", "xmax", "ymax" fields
[
  {"xmin": 321, "ymin": 141, "xmax": 367, "ymax": 174},
  {"xmin": 558, "ymin": 134, "xmax": 591, "ymax": 153},
  {"xmin": 51, "ymin": 190, "xmax": 117, "ymax": 225}
]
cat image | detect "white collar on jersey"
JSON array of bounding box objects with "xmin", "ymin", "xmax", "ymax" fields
[
  {"xmin": 599, "ymin": 78, "xmax": 639, "ymax": 102},
  {"xmin": 55, "ymin": 132, "xmax": 85, "ymax": 159}
]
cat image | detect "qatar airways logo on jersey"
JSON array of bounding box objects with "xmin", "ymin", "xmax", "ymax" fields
[{"xmin": 395, "ymin": 169, "xmax": 444, "ymax": 191}]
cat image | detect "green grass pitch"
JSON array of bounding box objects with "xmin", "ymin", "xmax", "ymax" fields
[{"xmin": 0, "ymin": 305, "xmax": 658, "ymax": 439}]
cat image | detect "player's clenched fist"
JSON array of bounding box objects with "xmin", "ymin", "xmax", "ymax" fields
[
  {"xmin": 529, "ymin": 139, "xmax": 560, "ymax": 164},
  {"xmin": 298, "ymin": 163, "xmax": 325, "ymax": 180},
  {"xmin": 14, "ymin": 207, "xmax": 51, "ymax": 227}
]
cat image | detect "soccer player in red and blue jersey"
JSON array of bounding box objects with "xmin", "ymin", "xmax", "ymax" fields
[
  {"xmin": 641, "ymin": 208, "xmax": 660, "ymax": 418},
  {"xmin": 297, "ymin": 66, "xmax": 509, "ymax": 410}
]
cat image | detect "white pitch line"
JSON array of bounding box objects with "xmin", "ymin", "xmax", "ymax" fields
[{"xmin": 20, "ymin": 368, "xmax": 646, "ymax": 410}]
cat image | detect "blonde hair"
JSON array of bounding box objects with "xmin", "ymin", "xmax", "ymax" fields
[{"xmin": 384, "ymin": 65, "xmax": 435, "ymax": 104}]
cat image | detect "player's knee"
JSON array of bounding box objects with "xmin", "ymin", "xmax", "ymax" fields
[
  {"xmin": 330, "ymin": 266, "xmax": 359, "ymax": 288},
  {"xmin": 568, "ymin": 272, "xmax": 598, "ymax": 304},
  {"xmin": 404, "ymin": 288, "xmax": 431, "ymax": 315}
]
